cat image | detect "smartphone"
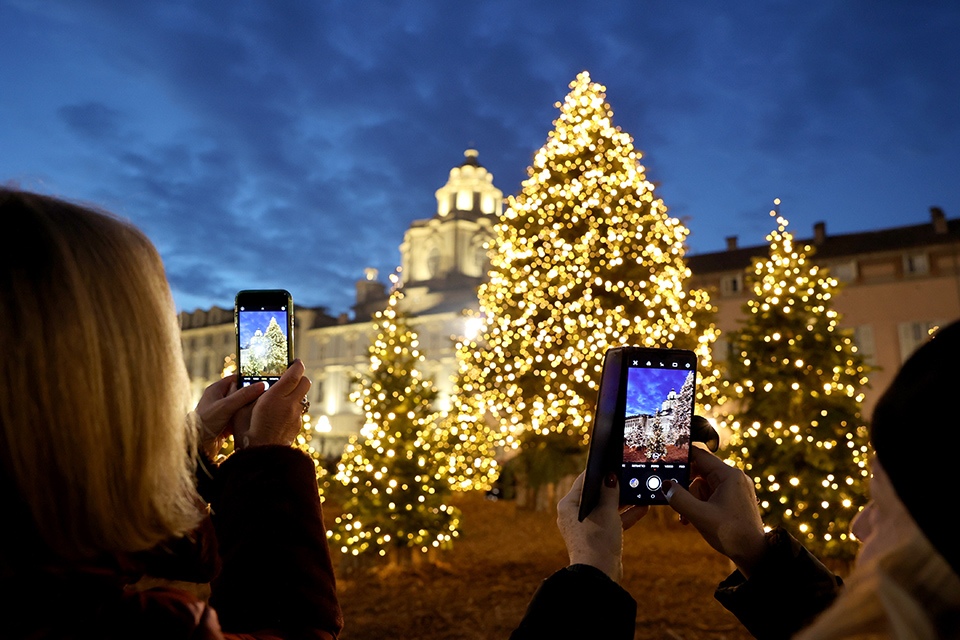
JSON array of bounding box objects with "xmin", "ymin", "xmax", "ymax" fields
[
  {"xmin": 579, "ymin": 346, "xmax": 697, "ymax": 520},
  {"xmin": 235, "ymin": 289, "xmax": 294, "ymax": 388}
]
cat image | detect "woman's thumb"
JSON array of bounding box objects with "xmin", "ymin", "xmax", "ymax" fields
[{"xmin": 662, "ymin": 480, "xmax": 704, "ymax": 525}]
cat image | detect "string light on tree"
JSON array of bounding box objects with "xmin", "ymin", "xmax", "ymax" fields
[
  {"xmin": 428, "ymin": 325, "xmax": 501, "ymax": 491},
  {"xmin": 458, "ymin": 71, "xmax": 722, "ymax": 455},
  {"xmin": 329, "ymin": 291, "xmax": 460, "ymax": 562},
  {"xmin": 724, "ymin": 201, "xmax": 871, "ymax": 562},
  {"xmin": 295, "ymin": 409, "xmax": 328, "ymax": 481}
]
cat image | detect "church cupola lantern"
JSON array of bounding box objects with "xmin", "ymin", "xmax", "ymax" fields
[
  {"xmin": 435, "ymin": 149, "xmax": 503, "ymax": 218},
  {"xmin": 397, "ymin": 149, "xmax": 503, "ymax": 314}
]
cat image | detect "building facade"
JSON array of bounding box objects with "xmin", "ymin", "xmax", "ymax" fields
[{"xmin": 687, "ymin": 207, "xmax": 960, "ymax": 417}]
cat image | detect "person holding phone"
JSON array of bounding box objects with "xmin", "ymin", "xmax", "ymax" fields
[
  {"xmin": 512, "ymin": 415, "xmax": 718, "ymax": 639},
  {"xmin": 673, "ymin": 320, "xmax": 960, "ymax": 640},
  {"xmin": 513, "ymin": 321, "xmax": 960, "ymax": 639},
  {"xmin": 0, "ymin": 189, "xmax": 342, "ymax": 639}
]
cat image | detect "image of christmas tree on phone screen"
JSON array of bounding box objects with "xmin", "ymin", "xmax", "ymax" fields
[
  {"xmin": 239, "ymin": 312, "xmax": 289, "ymax": 377},
  {"xmin": 623, "ymin": 369, "xmax": 694, "ymax": 464}
]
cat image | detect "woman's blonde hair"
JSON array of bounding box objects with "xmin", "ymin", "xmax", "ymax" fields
[
  {"xmin": 0, "ymin": 188, "xmax": 201, "ymax": 560},
  {"xmin": 795, "ymin": 468, "xmax": 960, "ymax": 639}
]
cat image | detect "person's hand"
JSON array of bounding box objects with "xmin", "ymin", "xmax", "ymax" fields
[
  {"xmin": 691, "ymin": 415, "xmax": 720, "ymax": 452},
  {"xmin": 664, "ymin": 447, "xmax": 767, "ymax": 577},
  {"xmin": 233, "ymin": 359, "xmax": 311, "ymax": 450},
  {"xmin": 195, "ymin": 375, "xmax": 268, "ymax": 458},
  {"xmin": 557, "ymin": 471, "xmax": 649, "ymax": 583}
]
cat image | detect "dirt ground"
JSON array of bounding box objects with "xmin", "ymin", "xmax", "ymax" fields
[{"xmin": 328, "ymin": 491, "xmax": 755, "ymax": 640}]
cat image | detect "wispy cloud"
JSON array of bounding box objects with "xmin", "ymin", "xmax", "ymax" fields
[{"xmin": 2, "ymin": 0, "xmax": 959, "ymax": 313}]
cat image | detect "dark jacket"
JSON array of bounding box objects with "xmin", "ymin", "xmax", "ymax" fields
[
  {"xmin": 1, "ymin": 446, "xmax": 343, "ymax": 639},
  {"xmin": 510, "ymin": 564, "xmax": 637, "ymax": 640},
  {"xmin": 714, "ymin": 527, "xmax": 843, "ymax": 639},
  {"xmin": 510, "ymin": 528, "xmax": 842, "ymax": 640}
]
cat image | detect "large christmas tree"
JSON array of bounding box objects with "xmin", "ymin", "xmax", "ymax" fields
[
  {"xmin": 329, "ymin": 293, "xmax": 460, "ymax": 562},
  {"xmin": 263, "ymin": 316, "xmax": 288, "ymax": 374},
  {"xmin": 458, "ymin": 71, "xmax": 720, "ymax": 453},
  {"xmin": 724, "ymin": 203, "xmax": 871, "ymax": 562}
]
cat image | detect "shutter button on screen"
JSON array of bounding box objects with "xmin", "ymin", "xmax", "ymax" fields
[{"xmin": 646, "ymin": 475, "xmax": 662, "ymax": 491}]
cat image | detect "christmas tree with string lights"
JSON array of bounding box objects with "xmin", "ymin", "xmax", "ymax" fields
[
  {"xmin": 724, "ymin": 202, "xmax": 871, "ymax": 562},
  {"xmin": 329, "ymin": 292, "xmax": 460, "ymax": 563},
  {"xmin": 427, "ymin": 350, "xmax": 501, "ymax": 492},
  {"xmin": 457, "ymin": 72, "xmax": 722, "ymax": 462}
]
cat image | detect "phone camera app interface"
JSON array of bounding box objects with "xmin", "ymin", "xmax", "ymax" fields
[
  {"xmin": 238, "ymin": 304, "xmax": 289, "ymax": 385},
  {"xmin": 621, "ymin": 355, "xmax": 695, "ymax": 502}
]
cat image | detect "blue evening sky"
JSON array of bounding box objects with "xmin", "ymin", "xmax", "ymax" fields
[
  {"xmin": 625, "ymin": 369, "xmax": 693, "ymax": 417},
  {"xmin": 3, "ymin": 1, "xmax": 958, "ymax": 315},
  {"xmin": 238, "ymin": 311, "xmax": 287, "ymax": 348}
]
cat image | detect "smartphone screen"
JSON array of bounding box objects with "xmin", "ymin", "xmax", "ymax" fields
[
  {"xmin": 235, "ymin": 289, "xmax": 294, "ymax": 388},
  {"xmin": 619, "ymin": 349, "xmax": 697, "ymax": 506}
]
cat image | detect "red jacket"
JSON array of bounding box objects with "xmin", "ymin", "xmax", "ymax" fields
[{"xmin": 1, "ymin": 446, "xmax": 343, "ymax": 639}]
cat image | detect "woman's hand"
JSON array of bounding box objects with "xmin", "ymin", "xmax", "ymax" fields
[
  {"xmin": 233, "ymin": 359, "xmax": 311, "ymax": 450},
  {"xmin": 195, "ymin": 374, "xmax": 268, "ymax": 458},
  {"xmin": 665, "ymin": 447, "xmax": 767, "ymax": 577},
  {"xmin": 557, "ymin": 472, "xmax": 648, "ymax": 583}
]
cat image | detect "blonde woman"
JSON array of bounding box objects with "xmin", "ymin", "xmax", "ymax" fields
[
  {"xmin": 514, "ymin": 321, "xmax": 960, "ymax": 639},
  {"xmin": 0, "ymin": 189, "xmax": 341, "ymax": 638},
  {"xmin": 793, "ymin": 459, "xmax": 960, "ymax": 640}
]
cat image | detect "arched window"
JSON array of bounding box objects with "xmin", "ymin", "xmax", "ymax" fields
[
  {"xmin": 481, "ymin": 194, "xmax": 494, "ymax": 214},
  {"xmin": 456, "ymin": 190, "xmax": 473, "ymax": 211}
]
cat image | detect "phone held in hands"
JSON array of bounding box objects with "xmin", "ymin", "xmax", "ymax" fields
[
  {"xmin": 234, "ymin": 289, "xmax": 294, "ymax": 388},
  {"xmin": 579, "ymin": 346, "xmax": 698, "ymax": 521}
]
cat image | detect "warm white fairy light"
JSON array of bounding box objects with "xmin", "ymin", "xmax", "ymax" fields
[
  {"xmin": 457, "ymin": 71, "xmax": 723, "ymax": 449},
  {"xmin": 329, "ymin": 292, "xmax": 461, "ymax": 559},
  {"xmin": 724, "ymin": 204, "xmax": 871, "ymax": 561}
]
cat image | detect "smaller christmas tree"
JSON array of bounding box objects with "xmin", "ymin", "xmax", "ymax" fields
[
  {"xmin": 724, "ymin": 201, "xmax": 871, "ymax": 562},
  {"xmin": 647, "ymin": 417, "xmax": 667, "ymax": 460},
  {"xmin": 239, "ymin": 331, "xmax": 267, "ymax": 377},
  {"xmin": 422, "ymin": 309, "xmax": 501, "ymax": 493},
  {"xmin": 428, "ymin": 382, "xmax": 500, "ymax": 493},
  {"xmin": 329, "ymin": 292, "xmax": 460, "ymax": 562}
]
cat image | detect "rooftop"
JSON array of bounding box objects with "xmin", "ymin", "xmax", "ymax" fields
[{"xmin": 687, "ymin": 208, "xmax": 959, "ymax": 274}]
